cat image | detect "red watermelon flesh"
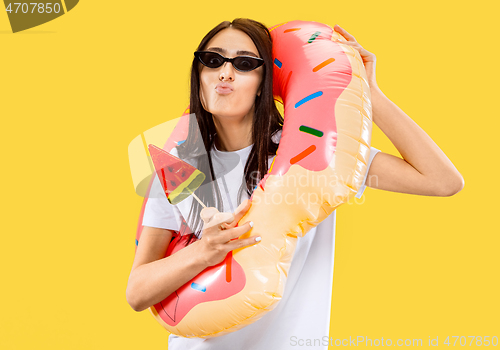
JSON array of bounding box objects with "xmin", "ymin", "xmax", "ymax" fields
[{"xmin": 148, "ymin": 144, "xmax": 205, "ymax": 205}]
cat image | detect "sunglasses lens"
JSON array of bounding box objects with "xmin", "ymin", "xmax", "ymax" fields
[
  {"xmin": 199, "ymin": 52, "xmax": 224, "ymax": 68},
  {"xmin": 197, "ymin": 52, "xmax": 263, "ymax": 72},
  {"xmin": 233, "ymin": 57, "xmax": 260, "ymax": 72}
]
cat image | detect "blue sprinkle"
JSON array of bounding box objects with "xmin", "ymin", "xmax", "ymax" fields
[
  {"xmin": 274, "ymin": 58, "xmax": 282, "ymax": 68},
  {"xmin": 295, "ymin": 91, "xmax": 323, "ymax": 108},
  {"xmin": 177, "ymin": 140, "xmax": 186, "ymax": 145},
  {"xmin": 191, "ymin": 283, "xmax": 206, "ymax": 292},
  {"xmin": 135, "ymin": 239, "xmax": 138, "ymax": 246}
]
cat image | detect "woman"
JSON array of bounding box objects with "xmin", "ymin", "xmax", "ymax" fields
[{"xmin": 126, "ymin": 18, "xmax": 463, "ymax": 350}]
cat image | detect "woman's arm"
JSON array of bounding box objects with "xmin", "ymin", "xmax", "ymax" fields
[
  {"xmin": 334, "ymin": 25, "xmax": 464, "ymax": 196},
  {"xmin": 365, "ymin": 87, "xmax": 464, "ymax": 196},
  {"xmin": 126, "ymin": 200, "xmax": 258, "ymax": 312},
  {"xmin": 126, "ymin": 226, "xmax": 208, "ymax": 312}
]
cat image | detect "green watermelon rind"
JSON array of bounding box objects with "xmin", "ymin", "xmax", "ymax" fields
[{"xmin": 167, "ymin": 171, "xmax": 206, "ymax": 205}]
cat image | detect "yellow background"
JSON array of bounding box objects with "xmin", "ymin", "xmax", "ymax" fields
[{"xmin": 1, "ymin": 0, "xmax": 498, "ymax": 349}]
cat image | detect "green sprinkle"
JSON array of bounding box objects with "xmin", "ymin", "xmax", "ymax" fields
[
  {"xmin": 308, "ymin": 31, "xmax": 321, "ymax": 43},
  {"xmin": 299, "ymin": 125, "xmax": 324, "ymax": 137}
]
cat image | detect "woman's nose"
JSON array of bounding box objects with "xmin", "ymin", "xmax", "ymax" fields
[{"xmin": 219, "ymin": 61, "xmax": 235, "ymax": 81}]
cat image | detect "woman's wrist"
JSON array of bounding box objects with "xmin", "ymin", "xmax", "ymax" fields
[
  {"xmin": 369, "ymin": 85, "xmax": 387, "ymax": 125},
  {"xmin": 189, "ymin": 240, "xmax": 210, "ymax": 269},
  {"xmin": 368, "ymin": 79, "xmax": 380, "ymax": 94}
]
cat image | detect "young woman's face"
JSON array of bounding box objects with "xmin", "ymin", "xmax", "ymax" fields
[{"xmin": 199, "ymin": 28, "xmax": 264, "ymax": 123}]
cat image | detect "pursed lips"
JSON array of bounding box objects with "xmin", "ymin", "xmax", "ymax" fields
[{"xmin": 215, "ymin": 82, "xmax": 234, "ymax": 95}]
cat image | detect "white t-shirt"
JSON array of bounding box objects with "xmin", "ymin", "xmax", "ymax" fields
[{"xmin": 143, "ymin": 132, "xmax": 380, "ymax": 350}]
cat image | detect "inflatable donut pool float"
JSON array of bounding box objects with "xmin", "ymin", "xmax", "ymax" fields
[{"xmin": 129, "ymin": 20, "xmax": 373, "ymax": 338}]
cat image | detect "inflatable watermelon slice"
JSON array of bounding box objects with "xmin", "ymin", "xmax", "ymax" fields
[{"xmin": 148, "ymin": 144, "xmax": 205, "ymax": 205}]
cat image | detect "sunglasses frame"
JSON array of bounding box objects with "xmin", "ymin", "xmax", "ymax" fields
[{"xmin": 194, "ymin": 51, "xmax": 265, "ymax": 72}]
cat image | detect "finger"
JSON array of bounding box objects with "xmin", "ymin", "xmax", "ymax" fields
[
  {"xmin": 205, "ymin": 212, "xmax": 235, "ymax": 231},
  {"xmin": 207, "ymin": 220, "xmax": 252, "ymax": 245},
  {"xmin": 226, "ymin": 199, "xmax": 252, "ymax": 229},
  {"xmin": 335, "ymin": 40, "xmax": 355, "ymax": 45},
  {"xmin": 200, "ymin": 207, "xmax": 219, "ymax": 224},
  {"xmin": 334, "ymin": 24, "xmax": 356, "ymax": 42},
  {"xmin": 235, "ymin": 199, "xmax": 251, "ymax": 216},
  {"xmin": 333, "ymin": 24, "xmax": 347, "ymax": 41},
  {"xmin": 226, "ymin": 235, "xmax": 262, "ymax": 252},
  {"xmin": 224, "ymin": 221, "xmax": 254, "ymax": 241}
]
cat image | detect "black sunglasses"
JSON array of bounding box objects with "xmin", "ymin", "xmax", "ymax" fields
[{"xmin": 194, "ymin": 51, "xmax": 264, "ymax": 72}]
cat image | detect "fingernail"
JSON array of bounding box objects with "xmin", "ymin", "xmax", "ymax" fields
[
  {"xmin": 255, "ymin": 236, "xmax": 261, "ymax": 242},
  {"xmin": 249, "ymin": 221, "xmax": 254, "ymax": 228}
]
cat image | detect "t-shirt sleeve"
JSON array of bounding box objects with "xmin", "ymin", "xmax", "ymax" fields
[
  {"xmin": 142, "ymin": 173, "xmax": 182, "ymax": 231},
  {"xmin": 355, "ymin": 146, "xmax": 381, "ymax": 199}
]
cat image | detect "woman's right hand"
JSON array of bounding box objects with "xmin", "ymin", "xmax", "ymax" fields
[
  {"xmin": 196, "ymin": 199, "xmax": 261, "ymax": 267},
  {"xmin": 333, "ymin": 24, "xmax": 378, "ymax": 89}
]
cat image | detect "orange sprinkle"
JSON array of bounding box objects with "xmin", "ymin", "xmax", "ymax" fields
[
  {"xmin": 226, "ymin": 253, "xmax": 232, "ymax": 283},
  {"xmin": 284, "ymin": 28, "xmax": 301, "ymax": 33},
  {"xmin": 290, "ymin": 145, "xmax": 316, "ymax": 164},
  {"xmin": 313, "ymin": 58, "xmax": 336, "ymax": 72}
]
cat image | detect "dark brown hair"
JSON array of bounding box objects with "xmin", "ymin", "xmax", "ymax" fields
[{"xmin": 176, "ymin": 18, "xmax": 283, "ymax": 238}]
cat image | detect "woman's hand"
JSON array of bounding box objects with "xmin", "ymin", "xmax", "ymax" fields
[
  {"xmin": 196, "ymin": 199, "xmax": 261, "ymax": 267},
  {"xmin": 334, "ymin": 24, "xmax": 378, "ymax": 89}
]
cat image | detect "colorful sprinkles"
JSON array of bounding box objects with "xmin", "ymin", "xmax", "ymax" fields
[
  {"xmin": 290, "ymin": 145, "xmax": 316, "ymax": 164},
  {"xmin": 295, "ymin": 91, "xmax": 323, "ymax": 108},
  {"xmin": 226, "ymin": 255, "xmax": 232, "ymax": 283},
  {"xmin": 313, "ymin": 58, "xmax": 335, "ymax": 72},
  {"xmin": 191, "ymin": 283, "xmax": 206, "ymax": 292},
  {"xmin": 299, "ymin": 125, "xmax": 324, "ymax": 137},
  {"xmin": 308, "ymin": 31, "xmax": 321, "ymax": 43}
]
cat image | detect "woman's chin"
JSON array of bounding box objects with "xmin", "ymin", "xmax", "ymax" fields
[
  {"xmin": 209, "ymin": 106, "xmax": 243, "ymax": 119},
  {"xmin": 207, "ymin": 102, "xmax": 254, "ymax": 121},
  {"xmin": 211, "ymin": 111, "xmax": 250, "ymax": 122}
]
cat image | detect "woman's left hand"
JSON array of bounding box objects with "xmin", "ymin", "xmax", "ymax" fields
[{"xmin": 333, "ymin": 24, "xmax": 378, "ymax": 89}]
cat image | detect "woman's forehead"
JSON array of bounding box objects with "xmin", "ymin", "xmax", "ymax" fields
[
  {"xmin": 205, "ymin": 47, "xmax": 259, "ymax": 58},
  {"xmin": 205, "ymin": 28, "xmax": 259, "ymax": 57}
]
